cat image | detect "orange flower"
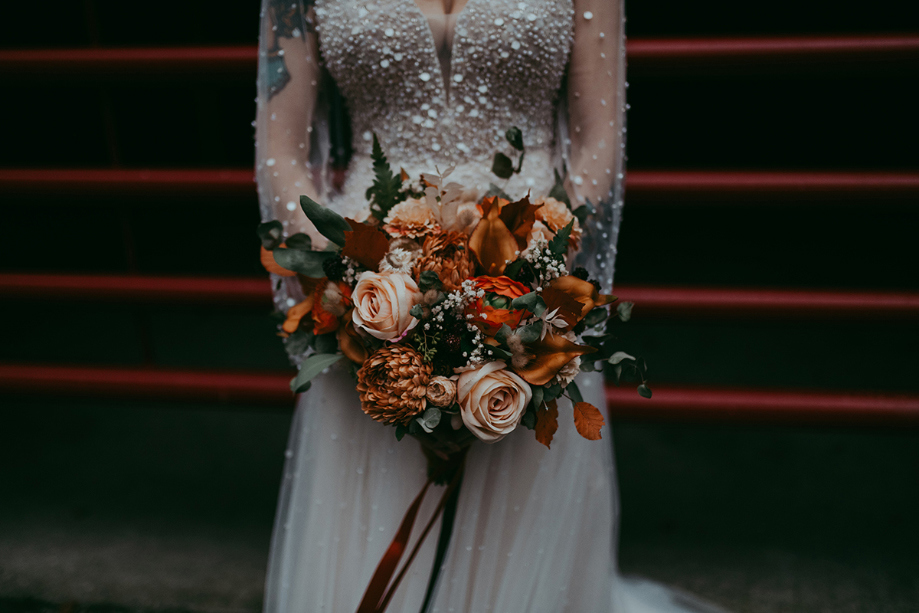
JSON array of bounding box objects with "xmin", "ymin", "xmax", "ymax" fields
[
  {"xmin": 311, "ymin": 280, "xmax": 352, "ymax": 336},
  {"xmin": 467, "ymin": 276, "xmax": 529, "ymax": 335}
]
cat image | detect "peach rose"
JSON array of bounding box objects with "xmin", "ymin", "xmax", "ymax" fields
[
  {"xmin": 457, "ymin": 361, "xmax": 532, "ymax": 443},
  {"xmin": 534, "ymin": 196, "xmax": 582, "ymax": 247},
  {"xmin": 351, "ymin": 271, "xmax": 423, "ymax": 341}
]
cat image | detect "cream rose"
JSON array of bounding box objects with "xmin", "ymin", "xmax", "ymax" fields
[
  {"xmin": 457, "ymin": 361, "xmax": 532, "ymax": 443},
  {"xmin": 351, "ymin": 271, "xmax": 423, "ymax": 341}
]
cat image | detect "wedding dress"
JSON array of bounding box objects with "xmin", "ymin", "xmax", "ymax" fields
[{"xmin": 255, "ymin": 1, "xmax": 728, "ymax": 611}]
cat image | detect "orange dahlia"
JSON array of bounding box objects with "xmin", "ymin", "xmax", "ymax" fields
[
  {"xmin": 356, "ymin": 345, "xmax": 433, "ymax": 425},
  {"xmin": 413, "ymin": 231, "xmax": 475, "ymax": 292}
]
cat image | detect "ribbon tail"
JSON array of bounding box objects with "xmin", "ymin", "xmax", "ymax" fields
[
  {"xmin": 419, "ymin": 470, "xmax": 464, "ymax": 613},
  {"xmin": 356, "ymin": 480, "xmax": 432, "ymax": 613}
]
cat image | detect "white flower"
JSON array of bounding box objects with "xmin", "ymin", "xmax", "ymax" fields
[{"xmin": 457, "ymin": 361, "xmax": 531, "ymax": 443}]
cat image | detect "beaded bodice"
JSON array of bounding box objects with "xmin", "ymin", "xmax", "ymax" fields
[{"xmin": 314, "ymin": 0, "xmax": 574, "ymax": 214}]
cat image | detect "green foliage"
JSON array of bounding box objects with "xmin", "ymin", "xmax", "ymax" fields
[
  {"xmin": 365, "ymin": 133, "xmax": 404, "ymax": 220},
  {"xmin": 257, "ymin": 220, "xmax": 284, "ymax": 249},
  {"xmin": 314, "ymin": 332, "xmax": 338, "ymax": 354},
  {"xmin": 506, "ymin": 126, "xmax": 524, "ymax": 151},
  {"xmin": 573, "ymin": 200, "xmax": 595, "ymax": 226},
  {"xmin": 638, "ymin": 384, "xmax": 653, "ymax": 399},
  {"xmin": 290, "ymin": 353, "xmax": 344, "ymax": 393},
  {"xmin": 548, "ymin": 219, "xmax": 574, "ymax": 256},
  {"xmin": 521, "ymin": 409, "xmax": 536, "ymax": 430},
  {"xmin": 584, "ymin": 307, "xmax": 609, "ymax": 327},
  {"xmin": 567, "ymin": 381, "xmax": 584, "ymax": 404},
  {"xmin": 395, "ymin": 424, "xmax": 407, "ymax": 441},
  {"xmin": 273, "ymin": 247, "xmax": 336, "ymax": 277},
  {"xmin": 299, "ymin": 194, "xmax": 350, "ymax": 246},
  {"xmin": 418, "ymin": 270, "xmax": 443, "ymax": 292},
  {"xmin": 517, "ymin": 321, "xmax": 543, "ymax": 344},
  {"xmin": 285, "ymin": 328, "xmax": 314, "ymax": 357},
  {"xmin": 609, "ymin": 351, "xmax": 636, "ymax": 365},
  {"xmin": 491, "ymin": 152, "xmax": 515, "ymax": 180},
  {"xmin": 511, "ymin": 292, "xmax": 547, "ymax": 317},
  {"xmin": 530, "ymin": 385, "xmax": 544, "ymax": 412},
  {"xmin": 416, "ymin": 407, "xmax": 442, "ymax": 433},
  {"xmin": 617, "ymin": 301, "xmax": 634, "ymax": 322},
  {"xmin": 502, "ymin": 259, "xmax": 525, "ymax": 280},
  {"xmin": 548, "ymin": 167, "xmax": 571, "ymax": 208},
  {"xmin": 285, "ymin": 233, "xmax": 312, "ymax": 250}
]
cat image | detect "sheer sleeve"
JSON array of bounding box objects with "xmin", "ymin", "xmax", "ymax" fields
[
  {"xmin": 561, "ymin": 0, "xmax": 627, "ymax": 291},
  {"xmin": 256, "ymin": 0, "xmax": 332, "ymax": 315}
]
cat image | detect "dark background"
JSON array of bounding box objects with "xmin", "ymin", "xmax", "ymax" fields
[{"xmin": 1, "ymin": 1, "xmax": 918, "ymax": 612}]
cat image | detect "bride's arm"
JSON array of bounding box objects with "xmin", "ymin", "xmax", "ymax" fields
[
  {"xmin": 567, "ymin": 0, "xmax": 625, "ymax": 206},
  {"xmin": 257, "ymin": 0, "xmax": 323, "ymax": 240}
]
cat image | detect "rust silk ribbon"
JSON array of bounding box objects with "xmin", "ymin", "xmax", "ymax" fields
[{"xmin": 356, "ymin": 463, "xmax": 465, "ymax": 613}]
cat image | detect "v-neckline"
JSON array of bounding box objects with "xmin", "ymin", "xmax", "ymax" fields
[{"xmin": 404, "ymin": 0, "xmax": 478, "ymax": 103}]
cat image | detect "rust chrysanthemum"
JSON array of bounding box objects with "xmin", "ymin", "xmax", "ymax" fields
[
  {"xmin": 356, "ymin": 345, "xmax": 433, "ymax": 425},
  {"xmin": 413, "ymin": 231, "xmax": 475, "ymax": 292}
]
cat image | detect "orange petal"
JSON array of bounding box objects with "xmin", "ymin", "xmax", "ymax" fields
[
  {"xmin": 338, "ymin": 313, "xmax": 368, "ymax": 365},
  {"xmin": 261, "ymin": 245, "xmax": 297, "ymax": 277},
  {"xmin": 514, "ymin": 333, "xmax": 597, "ymax": 386},
  {"xmin": 468, "ymin": 198, "xmax": 518, "ymax": 276},
  {"xmin": 499, "ymin": 195, "xmax": 543, "ymax": 250},
  {"xmin": 282, "ymin": 296, "xmax": 315, "ymax": 335}
]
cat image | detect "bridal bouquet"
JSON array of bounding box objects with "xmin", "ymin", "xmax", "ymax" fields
[{"xmin": 259, "ymin": 129, "xmax": 650, "ymax": 462}]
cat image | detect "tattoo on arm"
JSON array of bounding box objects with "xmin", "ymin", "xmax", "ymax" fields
[{"xmin": 266, "ymin": 0, "xmax": 313, "ymax": 99}]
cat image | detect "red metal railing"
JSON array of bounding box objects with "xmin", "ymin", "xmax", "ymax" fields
[
  {"xmin": 3, "ymin": 273, "xmax": 919, "ymax": 319},
  {"xmin": 2, "ymin": 362, "xmax": 917, "ymax": 425},
  {"xmin": 2, "ymin": 35, "xmax": 917, "ymax": 76},
  {"xmin": 3, "ymin": 169, "xmax": 918, "ymax": 200}
]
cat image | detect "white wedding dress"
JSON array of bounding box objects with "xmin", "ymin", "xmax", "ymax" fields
[{"xmin": 255, "ymin": 1, "xmax": 729, "ymax": 611}]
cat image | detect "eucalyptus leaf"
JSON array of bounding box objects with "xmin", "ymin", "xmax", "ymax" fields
[
  {"xmin": 256, "ymin": 220, "xmax": 284, "ymax": 249},
  {"xmin": 584, "ymin": 307, "xmax": 608, "ymax": 327},
  {"xmin": 612, "ymin": 364, "xmax": 622, "ymax": 385},
  {"xmin": 495, "ymin": 324, "xmax": 512, "ymax": 346},
  {"xmin": 543, "ymin": 381, "xmax": 562, "ymax": 402},
  {"xmin": 580, "ymin": 360, "xmax": 597, "ymax": 372},
  {"xmin": 290, "ymin": 353, "xmax": 344, "ymax": 393},
  {"xmin": 285, "ymin": 328, "xmax": 314, "ymax": 356},
  {"xmin": 503, "ymin": 259, "xmax": 525, "ymax": 280},
  {"xmin": 567, "ymin": 381, "xmax": 584, "ymax": 404},
  {"xmin": 285, "ymin": 233, "xmax": 312, "ymax": 250},
  {"xmin": 416, "ymin": 407, "xmax": 442, "ymax": 433},
  {"xmin": 548, "ymin": 168, "xmax": 571, "ymax": 208},
  {"xmin": 517, "ymin": 321, "xmax": 543, "ymax": 344},
  {"xmin": 505, "ymin": 126, "xmax": 524, "ymax": 151},
  {"xmin": 637, "ymin": 384, "xmax": 653, "ymax": 399},
  {"xmin": 410, "ymin": 304, "xmax": 426, "ymax": 319},
  {"xmin": 300, "ymin": 194, "xmax": 351, "ymax": 246},
  {"xmin": 511, "ymin": 292, "xmax": 547, "ymax": 317},
  {"xmin": 617, "ymin": 301, "xmax": 634, "ymax": 322},
  {"xmin": 395, "ymin": 424, "xmax": 407, "ymax": 441},
  {"xmin": 489, "ymin": 346, "xmax": 513, "ymax": 360},
  {"xmin": 273, "ymin": 247, "xmax": 336, "ymax": 278},
  {"xmin": 609, "ymin": 351, "xmax": 636, "ymax": 365},
  {"xmin": 314, "ymin": 332, "xmax": 339, "ymax": 354},
  {"xmin": 491, "ymin": 152, "xmax": 515, "ymax": 179},
  {"xmin": 521, "ymin": 410, "xmax": 536, "ymax": 430},
  {"xmin": 573, "ymin": 201, "xmax": 595, "ymax": 225},
  {"xmin": 531, "ymin": 386, "xmax": 544, "ymax": 411}
]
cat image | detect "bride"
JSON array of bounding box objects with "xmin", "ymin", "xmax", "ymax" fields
[{"xmin": 256, "ymin": 1, "xmax": 727, "ymax": 611}]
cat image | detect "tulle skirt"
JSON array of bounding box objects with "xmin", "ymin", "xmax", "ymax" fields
[{"xmin": 264, "ymin": 365, "xmax": 728, "ymax": 612}]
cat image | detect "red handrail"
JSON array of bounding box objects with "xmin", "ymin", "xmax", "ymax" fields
[
  {"xmin": 3, "ymin": 169, "xmax": 918, "ymax": 199},
  {"xmin": 2, "ymin": 35, "xmax": 917, "ymax": 75},
  {"xmin": 2, "ymin": 363, "xmax": 916, "ymax": 425},
  {"xmin": 3, "ymin": 273, "xmax": 918, "ymax": 318}
]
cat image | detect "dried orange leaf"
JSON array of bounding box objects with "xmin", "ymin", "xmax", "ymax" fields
[
  {"xmin": 338, "ymin": 312, "xmax": 368, "ymax": 365},
  {"xmin": 573, "ymin": 402, "xmax": 605, "ymax": 441},
  {"xmin": 282, "ymin": 297, "xmax": 315, "ymax": 335},
  {"xmin": 261, "ymin": 245, "xmax": 297, "ymax": 277},
  {"xmin": 515, "ymin": 333, "xmax": 597, "ymax": 386},
  {"xmin": 535, "ymin": 399, "xmax": 559, "ymax": 449},
  {"xmin": 499, "ymin": 195, "xmax": 542, "ymax": 249},
  {"xmin": 341, "ymin": 218, "xmax": 390, "ymax": 270}
]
